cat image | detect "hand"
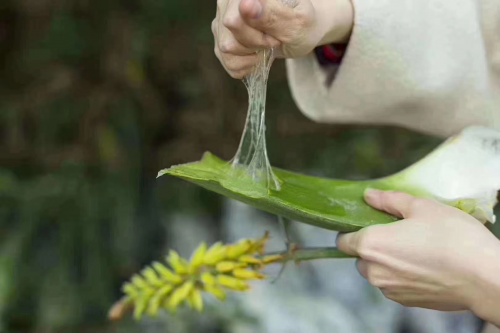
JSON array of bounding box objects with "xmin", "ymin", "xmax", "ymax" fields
[
  {"xmin": 212, "ymin": 0, "xmax": 354, "ymax": 78},
  {"xmin": 337, "ymin": 189, "xmax": 500, "ymax": 327}
]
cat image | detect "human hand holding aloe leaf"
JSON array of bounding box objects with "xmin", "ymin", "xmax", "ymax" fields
[{"xmin": 338, "ymin": 189, "xmax": 500, "ymax": 327}]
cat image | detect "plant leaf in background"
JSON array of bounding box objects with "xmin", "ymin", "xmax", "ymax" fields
[{"xmin": 159, "ymin": 126, "xmax": 500, "ymax": 231}]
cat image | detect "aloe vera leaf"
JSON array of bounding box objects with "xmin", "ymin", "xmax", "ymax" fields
[
  {"xmin": 159, "ymin": 152, "xmax": 412, "ymax": 232},
  {"xmin": 159, "ymin": 127, "xmax": 500, "ymax": 231}
]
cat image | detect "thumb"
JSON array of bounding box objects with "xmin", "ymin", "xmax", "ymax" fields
[
  {"xmin": 239, "ymin": 0, "xmax": 298, "ymax": 37},
  {"xmin": 336, "ymin": 232, "xmax": 363, "ymax": 256},
  {"xmin": 239, "ymin": 0, "xmax": 265, "ymax": 20},
  {"xmin": 364, "ymin": 189, "xmax": 430, "ymax": 219}
]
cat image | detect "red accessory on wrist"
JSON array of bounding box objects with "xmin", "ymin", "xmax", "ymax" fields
[{"xmin": 315, "ymin": 43, "xmax": 347, "ymax": 65}]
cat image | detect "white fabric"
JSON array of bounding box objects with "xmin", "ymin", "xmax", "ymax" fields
[{"xmin": 286, "ymin": 0, "xmax": 500, "ymax": 137}]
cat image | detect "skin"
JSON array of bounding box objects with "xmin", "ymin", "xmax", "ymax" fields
[
  {"xmin": 337, "ymin": 189, "xmax": 500, "ymax": 327},
  {"xmin": 212, "ymin": 0, "xmax": 354, "ymax": 78}
]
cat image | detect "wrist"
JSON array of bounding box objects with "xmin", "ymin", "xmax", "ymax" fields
[
  {"xmin": 316, "ymin": 0, "xmax": 353, "ymax": 45},
  {"xmin": 468, "ymin": 248, "xmax": 500, "ymax": 326},
  {"xmin": 472, "ymin": 282, "xmax": 500, "ymax": 327}
]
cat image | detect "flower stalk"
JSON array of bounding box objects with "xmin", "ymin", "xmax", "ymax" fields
[
  {"xmin": 108, "ymin": 233, "xmax": 354, "ymax": 321},
  {"xmin": 274, "ymin": 246, "xmax": 354, "ymax": 261}
]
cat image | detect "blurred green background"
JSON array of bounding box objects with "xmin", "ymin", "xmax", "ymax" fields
[{"xmin": 0, "ymin": 1, "xmax": 496, "ymax": 332}]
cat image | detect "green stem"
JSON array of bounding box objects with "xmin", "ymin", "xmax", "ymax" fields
[{"xmin": 273, "ymin": 247, "xmax": 355, "ymax": 261}]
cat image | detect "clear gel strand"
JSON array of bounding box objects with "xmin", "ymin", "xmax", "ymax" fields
[
  {"xmin": 229, "ymin": 0, "xmax": 298, "ymax": 191},
  {"xmin": 230, "ymin": 49, "xmax": 281, "ymax": 191}
]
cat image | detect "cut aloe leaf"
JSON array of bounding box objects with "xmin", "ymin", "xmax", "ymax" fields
[{"xmin": 159, "ymin": 127, "xmax": 500, "ymax": 232}]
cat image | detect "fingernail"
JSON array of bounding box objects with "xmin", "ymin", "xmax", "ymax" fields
[{"xmin": 249, "ymin": 0, "xmax": 263, "ymax": 19}]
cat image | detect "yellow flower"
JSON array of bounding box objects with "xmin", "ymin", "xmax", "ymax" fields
[
  {"xmin": 111, "ymin": 232, "xmax": 285, "ymax": 320},
  {"xmin": 188, "ymin": 289, "xmax": 203, "ymax": 312},
  {"xmin": 215, "ymin": 261, "xmax": 247, "ymax": 273},
  {"xmin": 203, "ymin": 285, "xmax": 226, "ymax": 301},
  {"xmin": 201, "ymin": 272, "xmax": 216, "ymax": 286},
  {"xmin": 262, "ymin": 254, "xmax": 284, "ymax": 264},
  {"xmin": 217, "ymin": 275, "xmax": 249, "ymax": 291},
  {"xmin": 233, "ymin": 269, "xmax": 265, "ymax": 280},
  {"xmin": 167, "ymin": 280, "xmax": 194, "ymax": 310},
  {"xmin": 226, "ymin": 239, "xmax": 252, "ymax": 258},
  {"xmin": 167, "ymin": 250, "xmax": 189, "ymax": 275},
  {"xmin": 152, "ymin": 262, "xmax": 182, "ymax": 284},
  {"xmin": 238, "ymin": 255, "xmax": 262, "ymax": 265},
  {"xmin": 203, "ymin": 242, "xmax": 226, "ymax": 265},
  {"xmin": 189, "ymin": 242, "xmax": 207, "ymax": 273}
]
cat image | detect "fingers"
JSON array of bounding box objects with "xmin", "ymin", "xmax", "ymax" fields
[
  {"xmin": 215, "ymin": 49, "xmax": 258, "ymax": 79},
  {"xmin": 220, "ymin": 39, "xmax": 256, "ymax": 56},
  {"xmin": 356, "ymin": 258, "xmax": 368, "ymax": 279},
  {"xmin": 214, "ymin": 47, "xmax": 257, "ymax": 79},
  {"xmin": 240, "ymin": 0, "xmax": 314, "ymax": 43},
  {"xmin": 214, "ymin": 18, "xmax": 255, "ymax": 55},
  {"xmin": 356, "ymin": 259, "xmax": 390, "ymax": 288},
  {"xmin": 364, "ymin": 189, "xmax": 437, "ymax": 219},
  {"xmin": 336, "ymin": 224, "xmax": 390, "ymax": 260},
  {"xmin": 336, "ymin": 231, "xmax": 363, "ymax": 257},
  {"xmin": 240, "ymin": 0, "xmax": 292, "ymax": 35},
  {"xmin": 239, "ymin": 0, "xmax": 264, "ymax": 19},
  {"xmin": 224, "ymin": 18, "xmax": 281, "ymax": 49},
  {"xmin": 224, "ymin": 0, "xmax": 280, "ymax": 49},
  {"xmin": 213, "ymin": 11, "xmax": 260, "ymax": 79},
  {"xmin": 213, "ymin": 0, "xmax": 291, "ymax": 78}
]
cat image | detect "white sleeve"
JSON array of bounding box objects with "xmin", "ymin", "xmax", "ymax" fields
[{"xmin": 286, "ymin": 0, "xmax": 500, "ymax": 137}]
